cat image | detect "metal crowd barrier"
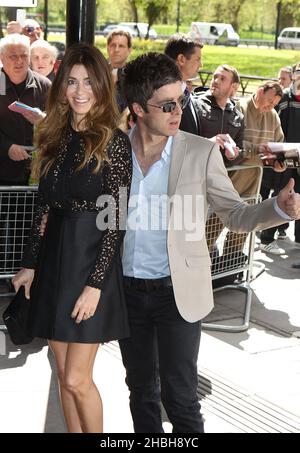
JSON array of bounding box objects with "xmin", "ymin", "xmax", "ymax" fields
[
  {"xmin": 203, "ymin": 164, "xmax": 263, "ymax": 332},
  {"xmin": 0, "ymin": 186, "xmax": 38, "ymax": 333},
  {"xmin": 0, "ymin": 167, "xmax": 262, "ymax": 335}
]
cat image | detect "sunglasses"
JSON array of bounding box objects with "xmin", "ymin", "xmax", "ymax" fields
[{"xmin": 147, "ymin": 95, "xmax": 189, "ymax": 113}]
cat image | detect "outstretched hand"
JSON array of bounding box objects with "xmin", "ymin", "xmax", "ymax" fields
[{"xmin": 277, "ymin": 178, "xmax": 300, "ymax": 219}]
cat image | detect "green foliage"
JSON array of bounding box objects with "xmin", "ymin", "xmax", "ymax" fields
[
  {"xmin": 92, "ymin": 36, "xmax": 300, "ymax": 78},
  {"xmin": 95, "ymin": 36, "xmax": 166, "ymax": 58},
  {"xmin": 5, "ymin": 0, "xmax": 300, "ymax": 41},
  {"xmin": 154, "ymin": 24, "xmax": 189, "ymax": 35}
]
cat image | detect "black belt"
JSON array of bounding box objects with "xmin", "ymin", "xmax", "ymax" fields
[{"xmin": 123, "ymin": 276, "xmax": 173, "ymax": 292}]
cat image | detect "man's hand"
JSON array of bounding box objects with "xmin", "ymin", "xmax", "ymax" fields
[
  {"xmin": 8, "ymin": 144, "xmax": 30, "ymax": 161},
  {"xmin": 273, "ymin": 160, "xmax": 286, "ymax": 173},
  {"xmin": 212, "ymin": 134, "xmax": 239, "ymax": 160},
  {"xmin": 259, "ymin": 144, "xmax": 286, "ymax": 171},
  {"xmin": 20, "ymin": 108, "xmax": 46, "ymax": 125},
  {"xmin": 7, "ymin": 21, "xmax": 22, "ymax": 34},
  {"xmin": 277, "ymin": 178, "xmax": 300, "ymax": 219}
]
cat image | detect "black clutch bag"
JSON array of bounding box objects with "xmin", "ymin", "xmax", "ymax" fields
[{"xmin": 3, "ymin": 286, "xmax": 34, "ymax": 345}]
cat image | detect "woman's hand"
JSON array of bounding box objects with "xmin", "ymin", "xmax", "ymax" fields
[
  {"xmin": 274, "ymin": 159, "xmax": 287, "ymax": 173},
  {"xmin": 71, "ymin": 286, "xmax": 101, "ymax": 324},
  {"xmin": 12, "ymin": 268, "xmax": 35, "ymax": 299}
]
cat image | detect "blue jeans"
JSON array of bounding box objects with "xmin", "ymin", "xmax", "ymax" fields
[{"xmin": 119, "ymin": 281, "xmax": 204, "ymax": 433}]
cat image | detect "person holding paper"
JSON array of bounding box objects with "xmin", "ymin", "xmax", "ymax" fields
[
  {"xmin": 277, "ymin": 63, "xmax": 300, "ymax": 246},
  {"xmin": 190, "ymin": 64, "xmax": 244, "ymax": 164},
  {"xmin": 0, "ymin": 33, "xmax": 51, "ymax": 184},
  {"xmin": 227, "ymin": 81, "xmax": 286, "ymax": 256},
  {"xmin": 0, "ymin": 33, "xmax": 51, "ymax": 269}
]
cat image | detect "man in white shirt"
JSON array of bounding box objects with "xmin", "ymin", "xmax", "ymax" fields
[{"xmin": 118, "ymin": 52, "xmax": 300, "ymax": 433}]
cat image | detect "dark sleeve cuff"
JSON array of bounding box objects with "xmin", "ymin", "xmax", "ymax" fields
[{"xmin": 85, "ymin": 277, "xmax": 104, "ymax": 290}]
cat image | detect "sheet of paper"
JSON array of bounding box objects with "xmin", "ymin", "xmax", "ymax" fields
[
  {"xmin": 16, "ymin": 9, "xmax": 26, "ymax": 27},
  {"xmin": 8, "ymin": 101, "xmax": 40, "ymax": 114},
  {"xmin": 267, "ymin": 142, "xmax": 300, "ymax": 153}
]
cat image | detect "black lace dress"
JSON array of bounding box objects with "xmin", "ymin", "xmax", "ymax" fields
[{"xmin": 21, "ymin": 127, "xmax": 132, "ymax": 343}]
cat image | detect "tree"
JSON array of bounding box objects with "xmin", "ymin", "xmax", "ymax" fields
[
  {"xmin": 145, "ymin": 1, "xmax": 169, "ymax": 38},
  {"xmin": 280, "ymin": 0, "xmax": 300, "ymax": 28},
  {"xmin": 128, "ymin": 0, "xmax": 139, "ymax": 24},
  {"xmin": 137, "ymin": 0, "xmax": 171, "ymax": 38}
]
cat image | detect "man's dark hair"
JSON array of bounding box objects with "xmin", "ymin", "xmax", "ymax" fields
[
  {"xmin": 216, "ymin": 64, "xmax": 240, "ymax": 84},
  {"xmin": 164, "ymin": 33, "xmax": 203, "ymax": 61},
  {"xmin": 120, "ymin": 52, "xmax": 182, "ymax": 112}
]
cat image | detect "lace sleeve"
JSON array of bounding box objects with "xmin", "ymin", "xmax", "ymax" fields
[
  {"xmin": 21, "ymin": 185, "xmax": 49, "ymax": 269},
  {"xmin": 86, "ymin": 131, "xmax": 132, "ymax": 289}
]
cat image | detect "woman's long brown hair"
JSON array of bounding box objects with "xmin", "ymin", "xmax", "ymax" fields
[{"xmin": 33, "ymin": 43, "xmax": 120, "ymax": 177}]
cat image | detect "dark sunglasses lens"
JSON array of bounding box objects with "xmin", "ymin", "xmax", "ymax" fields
[
  {"xmin": 180, "ymin": 96, "xmax": 189, "ymax": 109},
  {"xmin": 162, "ymin": 101, "xmax": 176, "ymax": 113}
]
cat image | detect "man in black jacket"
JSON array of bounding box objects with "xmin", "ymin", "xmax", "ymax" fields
[
  {"xmin": 192, "ymin": 65, "xmax": 244, "ymax": 154},
  {"xmin": 0, "ymin": 33, "xmax": 51, "ymax": 270},
  {"xmin": 0, "ymin": 33, "xmax": 51, "ymax": 185}
]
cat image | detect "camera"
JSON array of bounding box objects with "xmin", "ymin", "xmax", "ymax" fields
[{"xmin": 24, "ymin": 26, "xmax": 35, "ymax": 34}]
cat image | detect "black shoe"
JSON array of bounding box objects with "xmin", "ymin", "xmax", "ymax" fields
[{"xmin": 291, "ymin": 262, "xmax": 300, "ymax": 269}]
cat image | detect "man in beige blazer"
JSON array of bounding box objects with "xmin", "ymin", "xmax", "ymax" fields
[{"xmin": 119, "ymin": 52, "xmax": 300, "ymax": 433}]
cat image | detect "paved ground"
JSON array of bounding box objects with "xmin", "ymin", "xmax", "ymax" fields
[{"xmin": 0, "ymin": 224, "xmax": 300, "ymax": 433}]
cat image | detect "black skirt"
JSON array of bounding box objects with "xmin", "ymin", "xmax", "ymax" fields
[{"xmin": 29, "ymin": 208, "xmax": 130, "ymax": 343}]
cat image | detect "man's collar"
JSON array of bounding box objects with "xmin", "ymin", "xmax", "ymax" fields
[
  {"xmin": 201, "ymin": 92, "xmax": 235, "ymax": 111},
  {"xmin": 129, "ymin": 124, "xmax": 173, "ymax": 161},
  {"xmin": 1, "ymin": 67, "xmax": 37, "ymax": 89}
]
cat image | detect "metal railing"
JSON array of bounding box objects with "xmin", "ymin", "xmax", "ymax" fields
[
  {"xmin": 0, "ymin": 186, "xmax": 38, "ymax": 332},
  {"xmin": 196, "ymin": 70, "xmax": 278, "ymax": 97},
  {"xmin": 239, "ymin": 38, "xmax": 274, "ymax": 48},
  {"xmin": 0, "ymin": 168, "xmax": 263, "ymax": 335},
  {"xmin": 203, "ymin": 164, "xmax": 263, "ymax": 332}
]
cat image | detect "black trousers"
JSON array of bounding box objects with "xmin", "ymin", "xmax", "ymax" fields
[
  {"xmin": 119, "ymin": 280, "xmax": 204, "ymax": 433},
  {"xmin": 260, "ymin": 169, "xmax": 292, "ymax": 244},
  {"xmin": 294, "ymin": 172, "xmax": 300, "ymax": 242}
]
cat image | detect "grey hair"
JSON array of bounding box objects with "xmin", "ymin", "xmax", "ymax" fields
[
  {"xmin": 0, "ymin": 33, "xmax": 30, "ymax": 55},
  {"xmin": 30, "ymin": 39, "xmax": 58, "ymax": 60}
]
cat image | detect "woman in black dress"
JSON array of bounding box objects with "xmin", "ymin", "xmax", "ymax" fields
[{"xmin": 12, "ymin": 43, "xmax": 132, "ymax": 433}]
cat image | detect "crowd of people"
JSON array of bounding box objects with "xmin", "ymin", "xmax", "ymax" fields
[{"xmin": 1, "ymin": 20, "xmax": 300, "ymax": 434}]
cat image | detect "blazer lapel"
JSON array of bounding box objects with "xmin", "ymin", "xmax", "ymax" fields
[{"xmin": 168, "ymin": 131, "xmax": 187, "ymax": 199}]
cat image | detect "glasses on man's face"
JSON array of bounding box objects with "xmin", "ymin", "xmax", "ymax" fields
[{"xmin": 147, "ymin": 95, "xmax": 189, "ymax": 113}]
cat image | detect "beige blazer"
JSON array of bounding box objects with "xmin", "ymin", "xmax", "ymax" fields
[{"xmin": 167, "ymin": 131, "xmax": 285, "ymax": 323}]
